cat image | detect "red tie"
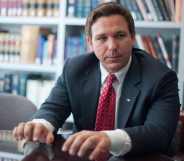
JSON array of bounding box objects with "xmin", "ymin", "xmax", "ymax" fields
[{"xmin": 95, "ymin": 74, "xmax": 116, "ymax": 131}]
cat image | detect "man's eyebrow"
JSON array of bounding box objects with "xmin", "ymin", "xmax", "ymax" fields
[
  {"xmin": 94, "ymin": 30, "xmax": 127, "ymax": 38},
  {"xmin": 95, "ymin": 33, "xmax": 106, "ymax": 38},
  {"xmin": 116, "ymin": 30, "xmax": 126, "ymax": 34}
]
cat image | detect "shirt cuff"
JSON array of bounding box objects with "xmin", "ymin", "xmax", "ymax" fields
[
  {"xmin": 31, "ymin": 119, "xmax": 55, "ymax": 132},
  {"xmin": 103, "ymin": 129, "xmax": 132, "ymax": 156}
]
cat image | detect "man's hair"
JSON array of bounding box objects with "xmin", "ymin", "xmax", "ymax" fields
[{"xmin": 85, "ymin": 2, "xmax": 135, "ymax": 37}]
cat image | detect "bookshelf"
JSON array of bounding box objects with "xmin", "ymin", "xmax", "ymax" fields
[
  {"xmin": 0, "ymin": 1, "xmax": 184, "ymax": 105},
  {"xmin": 0, "ymin": 0, "xmax": 184, "ymax": 159}
]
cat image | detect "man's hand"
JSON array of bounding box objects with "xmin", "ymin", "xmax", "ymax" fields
[
  {"xmin": 13, "ymin": 121, "xmax": 54, "ymax": 144},
  {"xmin": 62, "ymin": 130, "xmax": 111, "ymax": 160}
]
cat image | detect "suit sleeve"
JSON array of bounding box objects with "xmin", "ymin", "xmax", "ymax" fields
[
  {"xmin": 125, "ymin": 70, "xmax": 180, "ymax": 155},
  {"xmin": 32, "ymin": 60, "xmax": 71, "ymax": 131}
]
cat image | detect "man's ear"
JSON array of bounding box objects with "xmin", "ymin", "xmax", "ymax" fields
[{"xmin": 86, "ymin": 36, "xmax": 93, "ymax": 52}]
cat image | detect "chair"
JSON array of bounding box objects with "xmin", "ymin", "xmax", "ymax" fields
[{"xmin": 0, "ymin": 93, "xmax": 37, "ymax": 130}]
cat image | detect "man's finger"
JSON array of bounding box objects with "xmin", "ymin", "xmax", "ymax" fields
[
  {"xmin": 15, "ymin": 122, "xmax": 26, "ymax": 140},
  {"xmin": 77, "ymin": 136, "xmax": 97, "ymax": 157},
  {"xmin": 24, "ymin": 122, "xmax": 34, "ymax": 141},
  {"xmin": 46, "ymin": 132, "xmax": 54, "ymax": 144},
  {"xmin": 89, "ymin": 141, "xmax": 109, "ymax": 161},
  {"xmin": 62, "ymin": 134, "xmax": 77, "ymax": 152},
  {"xmin": 62, "ymin": 131, "xmax": 92, "ymax": 153},
  {"xmin": 68, "ymin": 134, "xmax": 88, "ymax": 156},
  {"xmin": 32, "ymin": 123, "xmax": 47, "ymax": 142}
]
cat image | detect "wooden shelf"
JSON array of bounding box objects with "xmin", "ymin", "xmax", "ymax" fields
[
  {"xmin": 0, "ymin": 63, "xmax": 58, "ymax": 74},
  {"xmin": 135, "ymin": 21, "xmax": 181, "ymax": 29},
  {"xmin": 64, "ymin": 17, "xmax": 86, "ymax": 26},
  {"xmin": 0, "ymin": 17, "xmax": 60, "ymax": 26},
  {"xmin": 0, "ymin": 151, "xmax": 23, "ymax": 160}
]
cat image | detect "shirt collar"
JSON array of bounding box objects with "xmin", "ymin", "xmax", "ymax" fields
[{"xmin": 100, "ymin": 55, "xmax": 132, "ymax": 84}]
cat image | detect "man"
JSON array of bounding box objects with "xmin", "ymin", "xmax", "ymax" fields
[{"xmin": 13, "ymin": 2, "xmax": 180, "ymax": 161}]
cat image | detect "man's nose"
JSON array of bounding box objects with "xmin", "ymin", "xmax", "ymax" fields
[{"xmin": 107, "ymin": 38, "xmax": 117, "ymax": 50}]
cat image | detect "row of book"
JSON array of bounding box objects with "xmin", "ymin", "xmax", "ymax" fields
[
  {"xmin": 64, "ymin": 30, "xmax": 87, "ymax": 59},
  {"xmin": 64, "ymin": 30, "xmax": 179, "ymax": 72},
  {"xmin": 0, "ymin": 130, "xmax": 15, "ymax": 143},
  {"xmin": 0, "ymin": 26, "xmax": 57, "ymax": 65},
  {"xmin": 66, "ymin": 0, "xmax": 116, "ymax": 18},
  {"xmin": 0, "ymin": 32, "xmax": 20, "ymax": 64},
  {"xmin": 0, "ymin": 28, "xmax": 179, "ymax": 72},
  {"xmin": 120, "ymin": 0, "xmax": 182, "ymax": 22},
  {"xmin": 135, "ymin": 34, "xmax": 179, "ymax": 72},
  {"xmin": 0, "ymin": 0, "xmax": 60, "ymax": 17},
  {"xmin": 0, "ymin": 73, "xmax": 54, "ymax": 107}
]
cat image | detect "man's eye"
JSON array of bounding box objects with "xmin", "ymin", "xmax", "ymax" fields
[
  {"xmin": 116, "ymin": 33, "xmax": 126, "ymax": 39},
  {"xmin": 97, "ymin": 37, "xmax": 107, "ymax": 41}
]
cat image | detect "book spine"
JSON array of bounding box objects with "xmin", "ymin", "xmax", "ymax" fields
[
  {"xmin": 37, "ymin": 0, "xmax": 46, "ymax": 17},
  {"xmin": 29, "ymin": 0, "xmax": 37, "ymax": 16},
  {"xmin": 53, "ymin": 0, "xmax": 60, "ymax": 17},
  {"xmin": 135, "ymin": 34, "xmax": 145, "ymax": 50},
  {"xmin": 175, "ymin": 0, "xmax": 183, "ymax": 23},
  {"xmin": 157, "ymin": 33, "xmax": 172, "ymax": 68},
  {"xmin": 67, "ymin": 0, "xmax": 75, "ymax": 17},
  {"xmin": 145, "ymin": 0, "xmax": 158, "ymax": 21},
  {"xmin": 131, "ymin": 0, "xmax": 144, "ymax": 21},
  {"xmin": 164, "ymin": 0, "xmax": 175, "ymax": 21},
  {"xmin": 171, "ymin": 35, "xmax": 179, "ymax": 72},
  {"xmin": 136, "ymin": 0, "xmax": 150, "ymax": 21},
  {"xmin": 20, "ymin": 26, "xmax": 40, "ymax": 64},
  {"xmin": 22, "ymin": 0, "xmax": 29, "ymax": 16},
  {"xmin": 1, "ymin": 0, "xmax": 8, "ymax": 16},
  {"xmin": 152, "ymin": 36, "xmax": 166, "ymax": 64},
  {"xmin": 151, "ymin": 0, "xmax": 164, "ymax": 21}
]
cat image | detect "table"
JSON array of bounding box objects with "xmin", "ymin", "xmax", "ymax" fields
[{"xmin": 21, "ymin": 135, "xmax": 174, "ymax": 161}]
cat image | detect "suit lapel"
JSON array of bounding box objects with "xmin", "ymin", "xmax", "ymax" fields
[
  {"xmin": 80, "ymin": 58, "xmax": 101, "ymax": 129},
  {"xmin": 117, "ymin": 53, "xmax": 141, "ymax": 128}
]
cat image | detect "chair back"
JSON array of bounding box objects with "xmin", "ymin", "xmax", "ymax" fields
[{"xmin": 0, "ymin": 93, "xmax": 37, "ymax": 130}]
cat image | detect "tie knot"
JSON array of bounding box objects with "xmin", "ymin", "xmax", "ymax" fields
[{"xmin": 106, "ymin": 74, "xmax": 116, "ymax": 85}]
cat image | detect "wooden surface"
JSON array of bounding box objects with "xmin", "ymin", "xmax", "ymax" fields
[{"xmin": 21, "ymin": 135, "xmax": 174, "ymax": 161}]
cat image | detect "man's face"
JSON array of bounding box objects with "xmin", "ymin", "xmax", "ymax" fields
[{"xmin": 88, "ymin": 15, "xmax": 135, "ymax": 73}]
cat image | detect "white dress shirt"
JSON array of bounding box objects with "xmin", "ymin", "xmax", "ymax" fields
[
  {"xmin": 32, "ymin": 55, "xmax": 132, "ymax": 156},
  {"xmin": 99, "ymin": 56, "xmax": 132, "ymax": 156}
]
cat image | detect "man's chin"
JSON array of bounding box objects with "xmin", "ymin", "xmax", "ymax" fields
[{"xmin": 104, "ymin": 64, "xmax": 124, "ymax": 73}]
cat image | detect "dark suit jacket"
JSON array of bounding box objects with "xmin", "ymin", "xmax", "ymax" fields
[{"xmin": 34, "ymin": 48, "xmax": 180, "ymax": 156}]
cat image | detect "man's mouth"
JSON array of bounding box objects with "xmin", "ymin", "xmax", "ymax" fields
[{"xmin": 106, "ymin": 51, "xmax": 121, "ymax": 58}]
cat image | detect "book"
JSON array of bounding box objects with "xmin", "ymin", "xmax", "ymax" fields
[
  {"xmin": 53, "ymin": 0, "xmax": 60, "ymax": 17},
  {"xmin": 0, "ymin": 0, "xmax": 8, "ymax": 16},
  {"xmin": 175, "ymin": 0, "xmax": 183, "ymax": 23},
  {"xmin": 145, "ymin": 0, "xmax": 158, "ymax": 21},
  {"xmin": 135, "ymin": 34, "xmax": 145, "ymax": 50},
  {"xmin": 37, "ymin": 0, "xmax": 46, "ymax": 17},
  {"xmin": 67, "ymin": 0, "xmax": 75, "ymax": 17},
  {"xmin": 20, "ymin": 26, "xmax": 40, "ymax": 64},
  {"xmin": 26, "ymin": 76, "xmax": 54, "ymax": 107},
  {"xmin": 151, "ymin": 0, "xmax": 164, "ymax": 21},
  {"xmin": 151, "ymin": 36, "xmax": 166, "ymax": 64},
  {"xmin": 156, "ymin": 0, "xmax": 170, "ymax": 21},
  {"xmin": 157, "ymin": 33, "xmax": 172, "ymax": 68},
  {"xmin": 131, "ymin": 0, "xmax": 143, "ymax": 21},
  {"xmin": 29, "ymin": 0, "xmax": 37, "ymax": 16},
  {"xmin": 164, "ymin": 0, "xmax": 175, "ymax": 21},
  {"xmin": 135, "ymin": 0, "xmax": 150, "ymax": 21}
]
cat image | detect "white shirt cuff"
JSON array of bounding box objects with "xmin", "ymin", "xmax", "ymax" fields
[
  {"xmin": 32, "ymin": 119, "xmax": 55, "ymax": 132},
  {"xmin": 104, "ymin": 129, "xmax": 132, "ymax": 156}
]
